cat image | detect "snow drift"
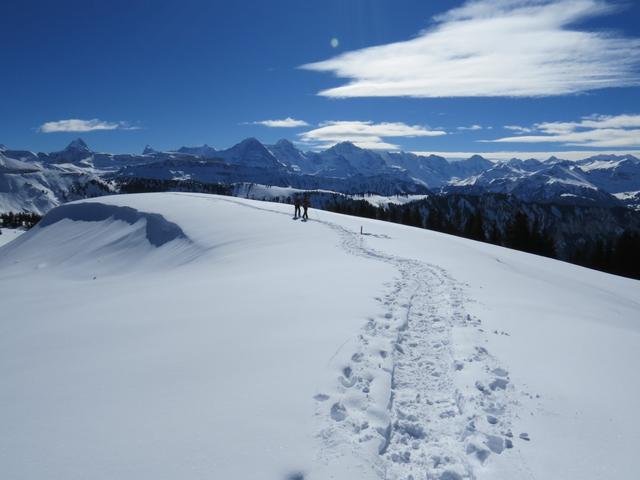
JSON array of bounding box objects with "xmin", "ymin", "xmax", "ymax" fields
[
  {"xmin": 0, "ymin": 199, "xmax": 200, "ymax": 274},
  {"xmin": 0, "ymin": 193, "xmax": 638, "ymax": 480}
]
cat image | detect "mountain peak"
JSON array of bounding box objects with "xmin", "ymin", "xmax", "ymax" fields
[
  {"xmin": 0, "ymin": 144, "xmax": 6, "ymax": 151},
  {"xmin": 275, "ymin": 138, "xmax": 295, "ymax": 148},
  {"xmin": 142, "ymin": 145, "xmax": 157, "ymax": 155},
  {"xmin": 66, "ymin": 138, "xmax": 90, "ymax": 152},
  {"xmin": 238, "ymin": 137, "xmax": 264, "ymax": 147},
  {"xmin": 461, "ymin": 154, "xmax": 492, "ymax": 166},
  {"xmin": 328, "ymin": 141, "xmax": 362, "ymax": 154},
  {"xmin": 230, "ymin": 137, "xmax": 270, "ymax": 155}
]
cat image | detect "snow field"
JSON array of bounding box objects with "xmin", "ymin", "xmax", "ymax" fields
[{"xmin": 1, "ymin": 193, "xmax": 638, "ymax": 480}]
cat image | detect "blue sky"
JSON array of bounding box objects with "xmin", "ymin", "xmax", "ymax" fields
[{"xmin": 1, "ymin": 0, "xmax": 639, "ymax": 159}]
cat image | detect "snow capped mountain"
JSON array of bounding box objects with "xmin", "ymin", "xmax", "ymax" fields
[
  {"xmin": 450, "ymin": 159, "xmax": 626, "ymax": 206},
  {"xmin": 0, "ymin": 152, "xmax": 40, "ymax": 174},
  {"xmin": 47, "ymin": 138, "xmax": 93, "ymax": 164},
  {"xmin": 142, "ymin": 145, "xmax": 158, "ymax": 155},
  {"xmin": 67, "ymin": 137, "xmax": 90, "ymax": 151},
  {"xmin": 1, "ymin": 193, "xmax": 638, "ymax": 479},
  {"xmin": 0, "ymin": 162, "xmax": 112, "ymax": 214},
  {"xmin": 176, "ymin": 144, "xmax": 218, "ymax": 158},
  {"xmin": 577, "ymin": 154, "xmax": 640, "ymax": 196},
  {"xmin": 216, "ymin": 137, "xmax": 284, "ymax": 169},
  {"xmin": 1, "ymin": 148, "xmax": 40, "ymax": 163},
  {"xmin": 448, "ymin": 154, "xmax": 494, "ymax": 180},
  {"xmin": 267, "ymin": 139, "xmax": 316, "ymax": 173},
  {"xmin": 2, "ymin": 138, "xmax": 640, "ymax": 213},
  {"xmin": 383, "ymin": 152, "xmax": 451, "ymax": 187},
  {"xmin": 316, "ymin": 141, "xmax": 391, "ymax": 177}
]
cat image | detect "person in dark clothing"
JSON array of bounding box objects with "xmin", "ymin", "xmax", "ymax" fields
[
  {"xmin": 293, "ymin": 196, "xmax": 301, "ymax": 219},
  {"xmin": 302, "ymin": 195, "xmax": 310, "ymax": 220}
]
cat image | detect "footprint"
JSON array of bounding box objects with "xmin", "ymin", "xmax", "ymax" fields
[
  {"xmin": 489, "ymin": 378, "xmax": 509, "ymax": 391},
  {"xmin": 314, "ymin": 393, "xmax": 329, "ymax": 401},
  {"xmin": 492, "ymin": 368, "xmax": 509, "ymax": 377},
  {"xmin": 466, "ymin": 442, "xmax": 491, "ymax": 463},
  {"xmin": 330, "ymin": 402, "xmax": 347, "ymax": 422},
  {"xmin": 485, "ymin": 434, "xmax": 504, "ymax": 454},
  {"xmin": 340, "ymin": 376, "xmax": 357, "ymax": 388},
  {"xmin": 440, "ymin": 471, "xmax": 463, "ymax": 480}
]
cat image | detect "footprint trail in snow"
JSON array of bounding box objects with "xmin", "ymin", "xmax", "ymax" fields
[
  {"xmin": 313, "ymin": 221, "xmax": 521, "ymax": 480},
  {"xmin": 202, "ymin": 196, "xmax": 526, "ymax": 479}
]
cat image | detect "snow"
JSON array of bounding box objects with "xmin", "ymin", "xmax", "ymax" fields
[
  {"xmin": 1, "ymin": 193, "xmax": 638, "ymax": 480},
  {"xmin": 232, "ymin": 183, "xmax": 429, "ymax": 208},
  {"xmin": 351, "ymin": 193, "xmax": 430, "ymax": 207},
  {"xmin": 579, "ymin": 159, "xmax": 622, "ymax": 171},
  {"xmin": 0, "ymin": 227, "xmax": 25, "ymax": 247},
  {"xmin": 233, "ymin": 183, "xmax": 337, "ymax": 200}
]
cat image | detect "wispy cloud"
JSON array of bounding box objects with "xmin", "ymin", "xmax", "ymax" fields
[
  {"xmin": 301, "ymin": 0, "xmax": 640, "ymax": 98},
  {"xmin": 39, "ymin": 118, "xmax": 138, "ymax": 133},
  {"xmin": 457, "ymin": 124, "xmax": 483, "ymax": 131},
  {"xmin": 251, "ymin": 117, "xmax": 309, "ymax": 128},
  {"xmin": 504, "ymin": 125, "xmax": 534, "ymax": 134},
  {"xmin": 299, "ymin": 120, "xmax": 446, "ymax": 150},
  {"xmin": 486, "ymin": 114, "xmax": 640, "ymax": 147},
  {"xmin": 413, "ymin": 150, "xmax": 640, "ymax": 161}
]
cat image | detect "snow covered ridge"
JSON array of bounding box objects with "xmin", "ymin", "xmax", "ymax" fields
[
  {"xmin": 39, "ymin": 202, "xmax": 189, "ymax": 247},
  {"xmin": 0, "ymin": 197, "xmax": 201, "ymax": 274},
  {"xmin": 1, "ymin": 193, "xmax": 639, "ymax": 479}
]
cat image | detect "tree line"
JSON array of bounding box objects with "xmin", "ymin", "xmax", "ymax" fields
[
  {"xmin": 117, "ymin": 178, "xmax": 233, "ymax": 195},
  {"xmin": 0, "ymin": 212, "xmax": 42, "ymax": 230},
  {"xmin": 322, "ymin": 195, "xmax": 639, "ymax": 280}
]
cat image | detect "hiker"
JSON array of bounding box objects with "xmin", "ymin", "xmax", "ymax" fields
[
  {"xmin": 293, "ymin": 196, "xmax": 301, "ymax": 219},
  {"xmin": 302, "ymin": 195, "xmax": 310, "ymax": 220}
]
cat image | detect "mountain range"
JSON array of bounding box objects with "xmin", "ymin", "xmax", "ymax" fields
[{"xmin": 1, "ymin": 137, "xmax": 640, "ymax": 214}]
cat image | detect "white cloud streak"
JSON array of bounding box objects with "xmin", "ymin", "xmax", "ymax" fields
[
  {"xmin": 412, "ymin": 150, "xmax": 640, "ymax": 161},
  {"xmin": 299, "ymin": 121, "xmax": 446, "ymax": 150},
  {"xmin": 488, "ymin": 114, "xmax": 640, "ymax": 147},
  {"xmin": 457, "ymin": 124, "xmax": 483, "ymax": 131},
  {"xmin": 301, "ymin": 0, "xmax": 640, "ymax": 98},
  {"xmin": 504, "ymin": 125, "xmax": 533, "ymax": 133},
  {"xmin": 252, "ymin": 117, "xmax": 309, "ymax": 128},
  {"xmin": 39, "ymin": 118, "xmax": 138, "ymax": 133}
]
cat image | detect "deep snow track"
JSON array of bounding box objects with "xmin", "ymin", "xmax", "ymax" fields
[{"xmin": 313, "ymin": 220, "xmax": 519, "ymax": 480}]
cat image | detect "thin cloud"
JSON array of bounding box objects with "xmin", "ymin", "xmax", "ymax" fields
[
  {"xmin": 504, "ymin": 125, "xmax": 534, "ymax": 134},
  {"xmin": 301, "ymin": 0, "xmax": 640, "ymax": 98},
  {"xmin": 252, "ymin": 117, "xmax": 309, "ymax": 128},
  {"xmin": 39, "ymin": 118, "xmax": 138, "ymax": 133},
  {"xmin": 487, "ymin": 114, "xmax": 640, "ymax": 147},
  {"xmin": 299, "ymin": 120, "xmax": 446, "ymax": 150},
  {"xmin": 457, "ymin": 124, "xmax": 483, "ymax": 131},
  {"xmin": 412, "ymin": 150, "xmax": 640, "ymax": 161}
]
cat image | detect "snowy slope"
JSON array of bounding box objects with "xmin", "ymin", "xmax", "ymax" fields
[
  {"xmin": 0, "ymin": 164, "xmax": 112, "ymax": 214},
  {"xmin": 0, "ymin": 193, "xmax": 638, "ymax": 480},
  {"xmin": 0, "ymin": 227, "xmax": 24, "ymax": 247}
]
